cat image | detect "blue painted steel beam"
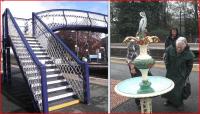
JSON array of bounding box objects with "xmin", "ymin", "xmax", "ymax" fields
[
  {"xmin": 6, "ymin": 9, "xmax": 48, "ymax": 112},
  {"xmin": 83, "ymin": 62, "xmax": 90, "ymax": 104},
  {"xmin": 2, "ymin": 12, "xmax": 7, "ymax": 83},
  {"xmin": 6, "ymin": 36, "xmax": 11, "ymax": 84},
  {"xmin": 52, "ymin": 25, "xmax": 108, "ymax": 34},
  {"xmin": 36, "ymin": 9, "xmax": 107, "ymax": 17}
]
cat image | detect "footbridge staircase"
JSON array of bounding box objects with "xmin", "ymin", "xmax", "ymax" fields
[{"xmin": 2, "ymin": 8, "xmax": 108, "ymax": 112}]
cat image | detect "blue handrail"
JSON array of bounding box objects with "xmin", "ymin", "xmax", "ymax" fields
[
  {"xmin": 35, "ymin": 9, "xmax": 107, "ymax": 33},
  {"xmin": 36, "ymin": 8, "xmax": 107, "ymax": 17},
  {"xmin": 5, "ymin": 8, "xmax": 49, "ymax": 112},
  {"xmin": 33, "ymin": 12, "xmax": 90, "ymax": 103}
]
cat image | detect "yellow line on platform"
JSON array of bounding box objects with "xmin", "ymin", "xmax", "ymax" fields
[{"xmin": 49, "ymin": 99, "xmax": 80, "ymax": 111}]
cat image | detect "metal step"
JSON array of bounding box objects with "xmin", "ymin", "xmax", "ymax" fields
[
  {"xmin": 27, "ymin": 42, "xmax": 40, "ymax": 45},
  {"xmin": 11, "ymin": 38, "xmax": 21, "ymax": 40},
  {"xmin": 38, "ymin": 92, "xmax": 75, "ymax": 104},
  {"xmin": 34, "ymin": 85, "xmax": 72, "ymax": 95},
  {"xmin": 39, "ymin": 59, "xmax": 52, "ymax": 64},
  {"xmin": 48, "ymin": 92, "xmax": 75, "ymax": 102},
  {"xmin": 30, "ymin": 45, "xmax": 43, "ymax": 48},
  {"xmin": 19, "ymin": 56, "xmax": 50, "ymax": 60},
  {"xmin": 32, "ymin": 48, "xmax": 45, "ymax": 51},
  {"xmin": 34, "ymin": 51, "xmax": 46, "ymax": 54},
  {"xmin": 48, "ymin": 86, "xmax": 71, "ymax": 93},
  {"xmin": 19, "ymin": 56, "xmax": 31, "ymax": 59},
  {"xmin": 20, "ymin": 56, "xmax": 50, "ymax": 60},
  {"xmin": 46, "ymin": 68, "xmax": 60, "ymax": 72},
  {"xmin": 47, "ymin": 79, "xmax": 67, "ymax": 85},
  {"xmin": 24, "ymin": 64, "xmax": 57, "ymax": 69},
  {"xmin": 45, "ymin": 64, "xmax": 56, "ymax": 67},
  {"xmin": 27, "ymin": 72, "xmax": 65, "ymax": 82},
  {"xmin": 16, "ymin": 47, "xmax": 26, "ymax": 50},
  {"xmin": 26, "ymin": 38, "xmax": 37, "ymax": 41},
  {"xmin": 29, "ymin": 44, "xmax": 41, "ymax": 47},
  {"xmin": 21, "ymin": 59, "xmax": 34, "ymax": 63},
  {"xmin": 27, "ymin": 72, "xmax": 62, "ymax": 81},
  {"xmin": 27, "ymin": 40, "xmax": 38, "ymax": 44},
  {"xmin": 12, "ymin": 40, "xmax": 23, "ymax": 44},
  {"xmin": 36, "ymin": 55, "xmax": 48, "ymax": 58},
  {"xmin": 24, "ymin": 67, "xmax": 60, "ymax": 78},
  {"xmin": 47, "ymin": 74, "xmax": 62, "ymax": 78},
  {"xmin": 25, "ymin": 70, "xmax": 38, "ymax": 74},
  {"xmin": 24, "ymin": 36, "xmax": 35, "ymax": 38},
  {"xmin": 29, "ymin": 78, "xmax": 67, "ymax": 88},
  {"xmin": 47, "ymin": 75, "xmax": 65, "ymax": 82},
  {"xmin": 15, "ymin": 44, "xmax": 25, "ymax": 47},
  {"xmin": 31, "ymin": 81, "xmax": 68, "ymax": 90}
]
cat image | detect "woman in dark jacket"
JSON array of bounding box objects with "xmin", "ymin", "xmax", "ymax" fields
[
  {"xmin": 165, "ymin": 27, "xmax": 179, "ymax": 49},
  {"xmin": 162, "ymin": 37, "xmax": 194, "ymax": 110}
]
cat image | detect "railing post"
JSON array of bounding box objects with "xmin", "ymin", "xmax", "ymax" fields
[
  {"xmin": 40, "ymin": 65, "xmax": 49, "ymax": 112},
  {"xmin": 2, "ymin": 12, "xmax": 7, "ymax": 83},
  {"xmin": 6, "ymin": 35, "xmax": 11, "ymax": 84},
  {"xmin": 32, "ymin": 13, "xmax": 35, "ymax": 37},
  {"xmin": 2, "ymin": 37, "xmax": 7, "ymax": 83},
  {"xmin": 104, "ymin": 16, "xmax": 108, "ymax": 28},
  {"xmin": 83, "ymin": 62, "xmax": 90, "ymax": 104},
  {"xmin": 87, "ymin": 12, "xmax": 92, "ymax": 27},
  {"xmin": 4, "ymin": 9, "xmax": 11, "ymax": 84},
  {"xmin": 63, "ymin": 10, "xmax": 68, "ymax": 25}
]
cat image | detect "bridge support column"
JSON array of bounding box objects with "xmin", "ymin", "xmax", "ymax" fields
[
  {"xmin": 2, "ymin": 38, "xmax": 7, "ymax": 83},
  {"xmin": 3, "ymin": 12, "xmax": 8, "ymax": 84},
  {"xmin": 6, "ymin": 36, "xmax": 11, "ymax": 84}
]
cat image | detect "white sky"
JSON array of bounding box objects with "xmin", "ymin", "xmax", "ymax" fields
[{"xmin": 1, "ymin": 1, "xmax": 108, "ymax": 18}]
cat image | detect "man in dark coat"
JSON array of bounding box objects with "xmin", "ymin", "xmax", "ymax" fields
[{"xmin": 162, "ymin": 37, "xmax": 194, "ymax": 110}]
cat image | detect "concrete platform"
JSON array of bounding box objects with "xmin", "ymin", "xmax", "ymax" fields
[{"xmin": 2, "ymin": 65, "xmax": 108, "ymax": 112}]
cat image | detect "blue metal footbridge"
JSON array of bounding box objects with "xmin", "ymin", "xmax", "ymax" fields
[{"xmin": 2, "ymin": 8, "xmax": 108, "ymax": 112}]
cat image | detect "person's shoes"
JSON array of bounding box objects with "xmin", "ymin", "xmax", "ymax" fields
[{"xmin": 164, "ymin": 100, "xmax": 171, "ymax": 106}]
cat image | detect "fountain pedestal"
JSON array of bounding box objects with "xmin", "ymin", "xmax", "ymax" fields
[{"xmin": 132, "ymin": 45, "xmax": 155, "ymax": 94}]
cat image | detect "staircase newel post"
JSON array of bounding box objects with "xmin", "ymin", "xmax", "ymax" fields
[
  {"xmin": 83, "ymin": 62, "xmax": 90, "ymax": 104},
  {"xmin": 32, "ymin": 13, "xmax": 35, "ymax": 37},
  {"xmin": 6, "ymin": 35, "xmax": 11, "ymax": 84},
  {"xmin": 4, "ymin": 9, "xmax": 11, "ymax": 84},
  {"xmin": 2, "ymin": 12, "xmax": 7, "ymax": 83},
  {"xmin": 40, "ymin": 65, "xmax": 49, "ymax": 112}
]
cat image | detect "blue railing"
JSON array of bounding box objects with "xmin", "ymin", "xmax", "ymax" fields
[
  {"xmin": 35, "ymin": 9, "xmax": 108, "ymax": 33},
  {"xmin": 33, "ymin": 12, "xmax": 90, "ymax": 103},
  {"xmin": 4, "ymin": 9, "xmax": 48, "ymax": 112}
]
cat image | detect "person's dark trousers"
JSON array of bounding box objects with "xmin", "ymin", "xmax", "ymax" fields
[{"xmin": 129, "ymin": 66, "xmax": 152, "ymax": 77}]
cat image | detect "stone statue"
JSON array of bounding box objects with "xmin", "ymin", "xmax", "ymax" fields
[{"xmin": 137, "ymin": 12, "xmax": 147, "ymax": 38}]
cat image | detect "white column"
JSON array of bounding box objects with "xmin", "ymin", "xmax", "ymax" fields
[{"xmin": 140, "ymin": 98, "xmax": 152, "ymax": 114}]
